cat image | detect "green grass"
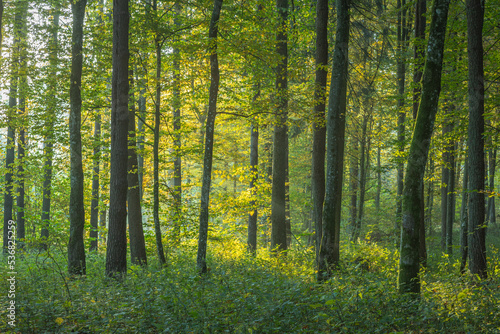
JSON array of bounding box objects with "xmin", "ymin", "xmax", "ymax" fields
[{"xmin": 1, "ymin": 234, "xmax": 500, "ymax": 333}]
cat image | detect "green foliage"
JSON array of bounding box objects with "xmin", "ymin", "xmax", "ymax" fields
[{"xmin": 2, "ymin": 235, "xmax": 500, "ymax": 333}]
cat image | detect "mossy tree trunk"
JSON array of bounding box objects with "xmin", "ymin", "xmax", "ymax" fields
[
  {"xmin": 398, "ymin": 0, "xmax": 450, "ymax": 294},
  {"xmin": 318, "ymin": 0, "xmax": 350, "ymax": 282},
  {"xmin": 197, "ymin": 0, "xmax": 223, "ymax": 274}
]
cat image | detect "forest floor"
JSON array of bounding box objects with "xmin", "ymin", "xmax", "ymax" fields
[{"xmin": 1, "ymin": 227, "xmax": 500, "ymax": 333}]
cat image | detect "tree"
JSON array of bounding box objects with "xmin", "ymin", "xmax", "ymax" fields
[
  {"xmin": 466, "ymin": 0, "xmax": 487, "ymax": 279},
  {"xmin": 398, "ymin": 0, "xmax": 450, "ymax": 294},
  {"xmin": 106, "ymin": 0, "xmax": 129, "ymax": 277},
  {"xmin": 311, "ymin": 0, "xmax": 328, "ymax": 263},
  {"xmin": 197, "ymin": 0, "xmax": 223, "ymax": 274},
  {"xmin": 89, "ymin": 115, "xmax": 101, "ymax": 252},
  {"xmin": 41, "ymin": 5, "xmax": 60, "ymax": 250},
  {"xmin": 318, "ymin": 0, "xmax": 350, "ymax": 282},
  {"xmin": 152, "ymin": 0, "xmax": 167, "ymax": 266},
  {"xmin": 270, "ymin": 0, "xmax": 288, "ymax": 253},
  {"xmin": 68, "ymin": 0, "xmax": 88, "ymax": 275},
  {"xmin": 128, "ymin": 69, "xmax": 147, "ymax": 266}
]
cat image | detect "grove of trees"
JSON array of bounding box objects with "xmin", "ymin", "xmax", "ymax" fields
[{"xmin": 0, "ymin": 0, "xmax": 499, "ymax": 331}]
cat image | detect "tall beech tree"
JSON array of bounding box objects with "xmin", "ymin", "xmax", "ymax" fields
[
  {"xmin": 311, "ymin": 0, "xmax": 328, "ymax": 263},
  {"xmin": 398, "ymin": 0, "xmax": 450, "ymax": 294},
  {"xmin": 247, "ymin": 87, "xmax": 260, "ymax": 255},
  {"xmin": 68, "ymin": 0, "xmax": 88, "ymax": 275},
  {"xmin": 106, "ymin": 0, "xmax": 129, "ymax": 277},
  {"xmin": 41, "ymin": 6, "xmax": 60, "ymax": 250},
  {"xmin": 466, "ymin": 0, "xmax": 487, "ymax": 279},
  {"xmin": 197, "ymin": 0, "xmax": 223, "ymax": 273},
  {"xmin": 318, "ymin": 0, "xmax": 350, "ymax": 282},
  {"xmin": 152, "ymin": 0, "xmax": 166, "ymax": 266},
  {"xmin": 270, "ymin": 0, "xmax": 288, "ymax": 253},
  {"xmin": 89, "ymin": 114, "xmax": 101, "ymax": 252},
  {"xmin": 127, "ymin": 70, "xmax": 147, "ymax": 266}
]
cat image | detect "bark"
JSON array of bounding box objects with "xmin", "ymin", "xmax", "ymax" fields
[
  {"xmin": 356, "ymin": 115, "xmax": 369, "ymax": 239},
  {"xmin": 68, "ymin": 0, "xmax": 87, "ymax": 275},
  {"xmin": 312, "ymin": 0, "xmax": 328, "ymax": 264},
  {"xmin": 446, "ymin": 142, "xmax": 455, "ymax": 255},
  {"xmin": 16, "ymin": 4, "xmax": 28, "ymax": 247},
  {"xmin": 487, "ymin": 149, "xmax": 496, "ymax": 226},
  {"xmin": 398, "ymin": 0, "xmax": 450, "ymax": 294},
  {"xmin": 395, "ymin": 0, "xmax": 409, "ymax": 240},
  {"xmin": 41, "ymin": 8, "xmax": 60, "ymax": 250},
  {"xmin": 460, "ymin": 157, "xmax": 469, "ymax": 274},
  {"xmin": 153, "ymin": 20, "xmax": 166, "ymax": 266},
  {"xmin": 440, "ymin": 123, "xmax": 451, "ymax": 251},
  {"xmin": 375, "ymin": 122, "xmax": 381, "ymax": 213},
  {"xmin": 197, "ymin": 0, "xmax": 223, "ymax": 273},
  {"xmin": 248, "ymin": 121, "xmax": 259, "ymax": 254},
  {"xmin": 105, "ymin": 0, "xmax": 129, "ymax": 277},
  {"xmin": 466, "ymin": 0, "xmax": 487, "ymax": 279},
  {"xmin": 413, "ymin": 0, "xmax": 426, "ymax": 119},
  {"xmin": 172, "ymin": 1, "xmax": 182, "ymax": 240},
  {"xmin": 318, "ymin": 0, "xmax": 350, "ymax": 282},
  {"xmin": 128, "ymin": 70, "xmax": 147, "ymax": 266},
  {"xmin": 248, "ymin": 83, "xmax": 260, "ymax": 254},
  {"xmin": 89, "ymin": 115, "xmax": 100, "ymax": 252},
  {"xmin": 270, "ymin": 0, "xmax": 288, "ymax": 254},
  {"xmin": 349, "ymin": 135, "xmax": 358, "ymax": 241},
  {"xmin": 137, "ymin": 73, "xmax": 146, "ymax": 200}
]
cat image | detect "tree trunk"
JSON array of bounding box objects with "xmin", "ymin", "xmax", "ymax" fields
[
  {"xmin": 446, "ymin": 141, "xmax": 455, "ymax": 255},
  {"xmin": 270, "ymin": 0, "xmax": 289, "ymax": 254},
  {"xmin": 318, "ymin": 0, "xmax": 350, "ymax": 282},
  {"xmin": 41, "ymin": 8, "xmax": 60, "ymax": 250},
  {"xmin": 398, "ymin": 0, "xmax": 450, "ymax": 294},
  {"xmin": 197, "ymin": 0, "xmax": 223, "ymax": 273},
  {"xmin": 487, "ymin": 149, "xmax": 496, "ymax": 226},
  {"xmin": 460, "ymin": 157, "xmax": 469, "ymax": 274},
  {"xmin": 105, "ymin": 0, "xmax": 129, "ymax": 277},
  {"xmin": 248, "ymin": 121, "xmax": 259, "ymax": 254},
  {"xmin": 356, "ymin": 115, "xmax": 369, "ymax": 240},
  {"xmin": 68, "ymin": 0, "xmax": 87, "ymax": 276},
  {"xmin": 349, "ymin": 136, "xmax": 358, "ymax": 241},
  {"xmin": 172, "ymin": 1, "xmax": 182, "ymax": 240},
  {"xmin": 16, "ymin": 4, "xmax": 28, "ymax": 248},
  {"xmin": 395, "ymin": 0, "xmax": 408, "ymax": 241},
  {"xmin": 128, "ymin": 69, "xmax": 147, "ymax": 266},
  {"xmin": 311, "ymin": 0, "xmax": 328, "ymax": 264},
  {"xmin": 466, "ymin": 0, "xmax": 487, "ymax": 279},
  {"xmin": 89, "ymin": 115, "xmax": 101, "ymax": 252},
  {"xmin": 440, "ymin": 123, "xmax": 451, "ymax": 251}
]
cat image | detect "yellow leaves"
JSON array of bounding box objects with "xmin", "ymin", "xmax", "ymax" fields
[{"xmin": 55, "ymin": 317, "xmax": 64, "ymax": 325}]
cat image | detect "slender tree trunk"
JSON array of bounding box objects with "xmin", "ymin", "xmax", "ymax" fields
[
  {"xmin": 41, "ymin": 9, "xmax": 60, "ymax": 249},
  {"xmin": 460, "ymin": 157, "xmax": 469, "ymax": 274},
  {"xmin": 248, "ymin": 121, "xmax": 259, "ymax": 254},
  {"xmin": 356, "ymin": 115, "xmax": 369, "ymax": 239},
  {"xmin": 153, "ymin": 38, "xmax": 166, "ymax": 266},
  {"xmin": 172, "ymin": 1, "xmax": 182, "ymax": 240},
  {"xmin": 487, "ymin": 149, "xmax": 496, "ymax": 226},
  {"xmin": 127, "ymin": 70, "xmax": 147, "ymax": 266},
  {"xmin": 137, "ymin": 72, "xmax": 146, "ymax": 200},
  {"xmin": 466, "ymin": 0, "xmax": 487, "ymax": 279},
  {"xmin": 318, "ymin": 0, "xmax": 350, "ymax": 282},
  {"xmin": 441, "ymin": 123, "xmax": 451, "ymax": 251},
  {"xmin": 105, "ymin": 0, "xmax": 129, "ymax": 277},
  {"xmin": 446, "ymin": 141, "xmax": 455, "ymax": 255},
  {"xmin": 395, "ymin": 0, "xmax": 408, "ymax": 241},
  {"xmin": 248, "ymin": 84, "xmax": 260, "ymax": 254},
  {"xmin": 375, "ymin": 123, "xmax": 381, "ymax": 213},
  {"xmin": 16, "ymin": 5, "xmax": 28, "ymax": 247},
  {"xmin": 285, "ymin": 142, "xmax": 291, "ymax": 248},
  {"xmin": 426, "ymin": 157, "xmax": 434, "ymax": 235},
  {"xmin": 89, "ymin": 115, "xmax": 101, "ymax": 252},
  {"xmin": 349, "ymin": 135, "xmax": 358, "ymax": 241},
  {"xmin": 68, "ymin": 0, "xmax": 87, "ymax": 275},
  {"xmin": 270, "ymin": 0, "xmax": 289, "ymax": 254},
  {"xmin": 312, "ymin": 0, "xmax": 328, "ymax": 264},
  {"xmin": 197, "ymin": 0, "xmax": 223, "ymax": 273},
  {"xmin": 398, "ymin": 0, "xmax": 450, "ymax": 294}
]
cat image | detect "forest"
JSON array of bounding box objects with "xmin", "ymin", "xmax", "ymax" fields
[{"xmin": 1, "ymin": 0, "xmax": 499, "ymax": 332}]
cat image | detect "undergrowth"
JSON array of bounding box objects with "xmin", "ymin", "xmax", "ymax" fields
[{"xmin": 1, "ymin": 237, "xmax": 499, "ymax": 333}]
